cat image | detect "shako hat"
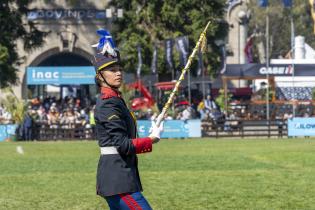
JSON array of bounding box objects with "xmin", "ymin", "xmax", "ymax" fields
[{"xmin": 91, "ymin": 29, "xmax": 120, "ymax": 72}]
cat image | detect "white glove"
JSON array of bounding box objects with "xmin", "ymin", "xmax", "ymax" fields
[{"xmin": 149, "ymin": 120, "xmax": 164, "ymax": 143}]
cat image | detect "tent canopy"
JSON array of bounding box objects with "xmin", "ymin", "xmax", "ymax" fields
[{"xmin": 155, "ymin": 81, "xmax": 180, "ymax": 90}]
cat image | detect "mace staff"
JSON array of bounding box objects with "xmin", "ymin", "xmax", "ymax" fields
[{"xmin": 155, "ymin": 21, "xmax": 211, "ymax": 127}]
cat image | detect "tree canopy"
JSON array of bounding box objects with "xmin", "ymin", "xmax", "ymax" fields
[
  {"xmin": 109, "ymin": 0, "xmax": 228, "ymax": 79},
  {"xmin": 247, "ymin": 0, "xmax": 315, "ymax": 61},
  {"xmin": 0, "ymin": 0, "xmax": 47, "ymax": 88}
]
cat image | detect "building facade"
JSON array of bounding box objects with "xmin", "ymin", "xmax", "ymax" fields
[
  {"xmin": 8, "ymin": 0, "xmax": 123, "ymax": 100},
  {"xmin": 3, "ymin": 0, "xmax": 254, "ymax": 100}
]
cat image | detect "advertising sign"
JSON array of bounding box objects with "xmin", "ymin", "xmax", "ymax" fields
[
  {"xmin": 0, "ymin": 125, "xmax": 17, "ymax": 142},
  {"xmin": 137, "ymin": 120, "xmax": 201, "ymax": 138},
  {"xmin": 27, "ymin": 9, "xmax": 106, "ymax": 20},
  {"xmin": 223, "ymin": 64, "xmax": 315, "ymax": 77},
  {"xmin": 27, "ymin": 66, "xmax": 95, "ymax": 85},
  {"xmin": 288, "ymin": 117, "xmax": 315, "ymax": 136}
]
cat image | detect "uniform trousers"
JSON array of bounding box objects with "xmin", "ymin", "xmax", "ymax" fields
[{"xmin": 105, "ymin": 192, "xmax": 152, "ymax": 210}]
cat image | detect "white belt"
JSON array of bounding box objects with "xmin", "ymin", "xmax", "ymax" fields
[{"xmin": 100, "ymin": 146, "xmax": 119, "ymax": 155}]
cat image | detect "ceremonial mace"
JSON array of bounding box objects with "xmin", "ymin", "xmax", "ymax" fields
[{"xmin": 155, "ymin": 21, "xmax": 211, "ymax": 127}]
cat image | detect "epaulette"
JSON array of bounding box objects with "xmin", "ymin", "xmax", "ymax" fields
[{"xmin": 100, "ymin": 87, "xmax": 121, "ymax": 99}]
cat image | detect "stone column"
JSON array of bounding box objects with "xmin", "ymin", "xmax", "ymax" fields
[
  {"xmin": 237, "ymin": 9, "xmax": 250, "ymax": 87},
  {"xmin": 238, "ymin": 10, "xmax": 248, "ymax": 64}
]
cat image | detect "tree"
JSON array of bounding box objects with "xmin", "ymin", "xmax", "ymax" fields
[
  {"xmin": 0, "ymin": 0, "xmax": 47, "ymax": 88},
  {"xmin": 1, "ymin": 87, "xmax": 27, "ymax": 124},
  {"xmin": 108, "ymin": 0, "xmax": 228, "ymax": 78},
  {"xmin": 247, "ymin": 0, "xmax": 315, "ymax": 61}
]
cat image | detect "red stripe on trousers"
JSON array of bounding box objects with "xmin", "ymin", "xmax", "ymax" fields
[
  {"xmin": 126, "ymin": 194, "xmax": 143, "ymax": 210},
  {"xmin": 119, "ymin": 194, "xmax": 135, "ymax": 209}
]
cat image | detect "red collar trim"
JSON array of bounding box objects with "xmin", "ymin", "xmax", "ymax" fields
[{"xmin": 100, "ymin": 87, "xmax": 121, "ymax": 99}]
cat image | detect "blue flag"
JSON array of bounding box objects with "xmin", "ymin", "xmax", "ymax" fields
[
  {"xmin": 258, "ymin": 0, "xmax": 268, "ymax": 7},
  {"xmin": 282, "ymin": 0, "xmax": 292, "ymax": 7}
]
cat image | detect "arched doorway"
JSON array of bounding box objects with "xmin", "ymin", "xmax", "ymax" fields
[
  {"xmin": 26, "ymin": 50, "xmax": 97, "ymax": 107},
  {"xmin": 38, "ymin": 53, "xmax": 91, "ymax": 66}
]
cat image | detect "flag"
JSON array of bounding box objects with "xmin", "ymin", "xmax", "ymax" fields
[
  {"xmin": 136, "ymin": 45, "xmax": 142, "ymax": 78},
  {"xmin": 165, "ymin": 39, "xmax": 174, "ymax": 72},
  {"xmin": 282, "ymin": 0, "xmax": 292, "ymax": 7},
  {"xmin": 244, "ymin": 34, "xmax": 255, "ymax": 63},
  {"xmin": 175, "ymin": 36, "xmax": 189, "ymax": 68},
  {"xmin": 151, "ymin": 44, "xmax": 158, "ymax": 74},
  {"xmin": 220, "ymin": 46, "xmax": 227, "ymax": 74},
  {"xmin": 310, "ymin": 0, "xmax": 315, "ymax": 34},
  {"xmin": 258, "ymin": 0, "xmax": 268, "ymax": 7},
  {"xmin": 197, "ymin": 48, "xmax": 203, "ymax": 76}
]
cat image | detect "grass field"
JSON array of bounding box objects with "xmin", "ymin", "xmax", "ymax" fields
[{"xmin": 1, "ymin": 138, "xmax": 315, "ymax": 210}]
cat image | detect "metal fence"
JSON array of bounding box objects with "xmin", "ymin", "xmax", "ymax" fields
[
  {"xmin": 10, "ymin": 119, "xmax": 288, "ymax": 141},
  {"xmin": 31, "ymin": 123, "xmax": 95, "ymax": 140},
  {"xmin": 202, "ymin": 119, "xmax": 287, "ymax": 138}
]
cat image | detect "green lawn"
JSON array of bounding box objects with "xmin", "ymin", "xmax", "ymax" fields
[{"xmin": 1, "ymin": 138, "xmax": 315, "ymax": 210}]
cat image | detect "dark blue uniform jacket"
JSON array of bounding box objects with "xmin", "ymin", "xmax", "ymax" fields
[{"xmin": 95, "ymin": 87, "xmax": 152, "ymax": 197}]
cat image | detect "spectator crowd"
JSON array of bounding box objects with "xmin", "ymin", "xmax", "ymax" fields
[
  {"xmin": 0, "ymin": 96, "xmax": 96, "ymax": 141},
  {"xmin": 1, "ymin": 92, "xmax": 315, "ymax": 141}
]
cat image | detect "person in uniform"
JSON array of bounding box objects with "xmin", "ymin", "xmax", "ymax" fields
[{"xmin": 92, "ymin": 29, "xmax": 164, "ymax": 210}]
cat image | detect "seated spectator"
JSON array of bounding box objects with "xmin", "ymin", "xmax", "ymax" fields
[
  {"xmin": 36, "ymin": 105, "xmax": 48, "ymax": 124},
  {"xmin": 79, "ymin": 109, "xmax": 89, "ymax": 126},
  {"xmin": 245, "ymin": 112, "xmax": 252, "ymax": 120},
  {"xmin": 66, "ymin": 109, "xmax": 77, "ymax": 128},
  {"xmin": 303, "ymin": 112, "xmax": 310, "ymax": 118},
  {"xmin": 204, "ymin": 95, "xmax": 217, "ymax": 112},
  {"xmin": 73, "ymin": 107, "xmax": 81, "ymax": 123},
  {"xmin": 60, "ymin": 110, "xmax": 69, "ymax": 129},
  {"xmin": 176, "ymin": 112, "xmax": 183, "ymax": 120},
  {"xmin": 47, "ymin": 107, "xmax": 59, "ymax": 128},
  {"xmin": 31, "ymin": 97, "xmax": 41, "ymax": 109},
  {"xmin": 229, "ymin": 111, "xmax": 239, "ymax": 127},
  {"xmin": 145, "ymin": 109, "xmax": 154, "ymax": 120},
  {"xmin": 181, "ymin": 105, "xmax": 192, "ymax": 121},
  {"xmin": 283, "ymin": 112, "xmax": 293, "ymax": 120},
  {"xmin": 164, "ymin": 112, "xmax": 173, "ymax": 120},
  {"xmin": 197, "ymin": 100, "xmax": 206, "ymax": 120},
  {"xmin": 223, "ymin": 112, "xmax": 239, "ymax": 131}
]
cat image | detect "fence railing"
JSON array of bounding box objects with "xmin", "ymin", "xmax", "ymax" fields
[
  {"xmin": 202, "ymin": 119, "xmax": 287, "ymax": 138},
  {"xmin": 31, "ymin": 123, "xmax": 95, "ymax": 140},
  {"xmin": 8, "ymin": 119, "xmax": 288, "ymax": 141}
]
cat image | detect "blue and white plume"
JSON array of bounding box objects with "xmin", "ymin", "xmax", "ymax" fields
[{"xmin": 92, "ymin": 29, "xmax": 118, "ymax": 57}]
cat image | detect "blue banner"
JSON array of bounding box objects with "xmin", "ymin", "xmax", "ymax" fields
[
  {"xmin": 137, "ymin": 120, "xmax": 201, "ymax": 138},
  {"xmin": 0, "ymin": 124, "xmax": 18, "ymax": 142},
  {"xmin": 288, "ymin": 118, "xmax": 315, "ymax": 136},
  {"xmin": 27, "ymin": 66, "xmax": 95, "ymax": 85}
]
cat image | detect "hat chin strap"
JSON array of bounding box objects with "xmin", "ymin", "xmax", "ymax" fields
[{"xmin": 99, "ymin": 73, "xmax": 119, "ymax": 90}]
